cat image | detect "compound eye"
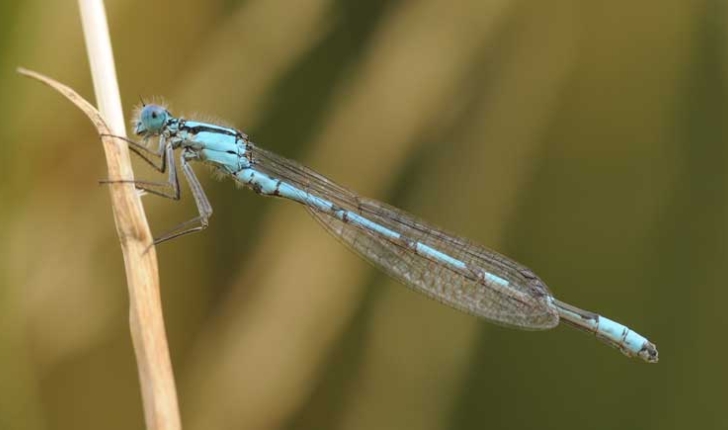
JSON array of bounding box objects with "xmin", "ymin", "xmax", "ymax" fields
[{"xmin": 135, "ymin": 104, "xmax": 169, "ymax": 135}]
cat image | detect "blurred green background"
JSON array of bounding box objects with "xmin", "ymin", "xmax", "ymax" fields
[{"xmin": 1, "ymin": 0, "xmax": 724, "ymax": 429}]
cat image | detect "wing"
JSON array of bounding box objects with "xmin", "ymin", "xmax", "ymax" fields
[{"xmin": 248, "ymin": 143, "xmax": 559, "ymax": 329}]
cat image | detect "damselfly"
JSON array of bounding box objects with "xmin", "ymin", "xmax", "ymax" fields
[{"xmin": 113, "ymin": 103, "xmax": 658, "ymax": 363}]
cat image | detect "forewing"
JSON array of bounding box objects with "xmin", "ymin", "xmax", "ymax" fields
[{"xmin": 249, "ymin": 144, "xmax": 558, "ymax": 329}]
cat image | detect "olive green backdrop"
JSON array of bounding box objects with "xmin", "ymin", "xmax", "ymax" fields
[{"xmin": 0, "ymin": 0, "xmax": 723, "ymax": 429}]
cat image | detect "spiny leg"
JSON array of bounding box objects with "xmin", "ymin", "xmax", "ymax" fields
[
  {"xmin": 100, "ymin": 133, "xmax": 167, "ymax": 172},
  {"xmin": 101, "ymin": 142, "xmax": 181, "ymax": 201},
  {"xmin": 152, "ymin": 152, "xmax": 213, "ymax": 245},
  {"xmin": 100, "ymin": 135, "xmax": 213, "ymax": 244}
]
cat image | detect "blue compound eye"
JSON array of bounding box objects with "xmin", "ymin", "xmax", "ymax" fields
[{"xmin": 135, "ymin": 104, "xmax": 169, "ymax": 135}]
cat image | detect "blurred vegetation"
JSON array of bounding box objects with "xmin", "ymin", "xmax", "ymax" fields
[{"xmin": 1, "ymin": 0, "xmax": 726, "ymax": 429}]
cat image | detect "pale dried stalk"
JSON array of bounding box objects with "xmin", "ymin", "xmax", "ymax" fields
[{"xmin": 17, "ymin": 68, "xmax": 181, "ymax": 430}]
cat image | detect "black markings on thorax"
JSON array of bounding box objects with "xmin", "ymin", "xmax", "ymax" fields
[{"xmin": 180, "ymin": 120, "xmax": 239, "ymax": 137}]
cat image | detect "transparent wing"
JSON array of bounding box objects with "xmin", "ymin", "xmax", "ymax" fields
[{"xmin": 249, "ymin": 144, "xmax": 559, "ymax": 329}]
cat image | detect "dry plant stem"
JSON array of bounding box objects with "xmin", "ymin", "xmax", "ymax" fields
[{"xmin": 17, "ymin": 68, "xmax": 181, "ymax": 430}]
